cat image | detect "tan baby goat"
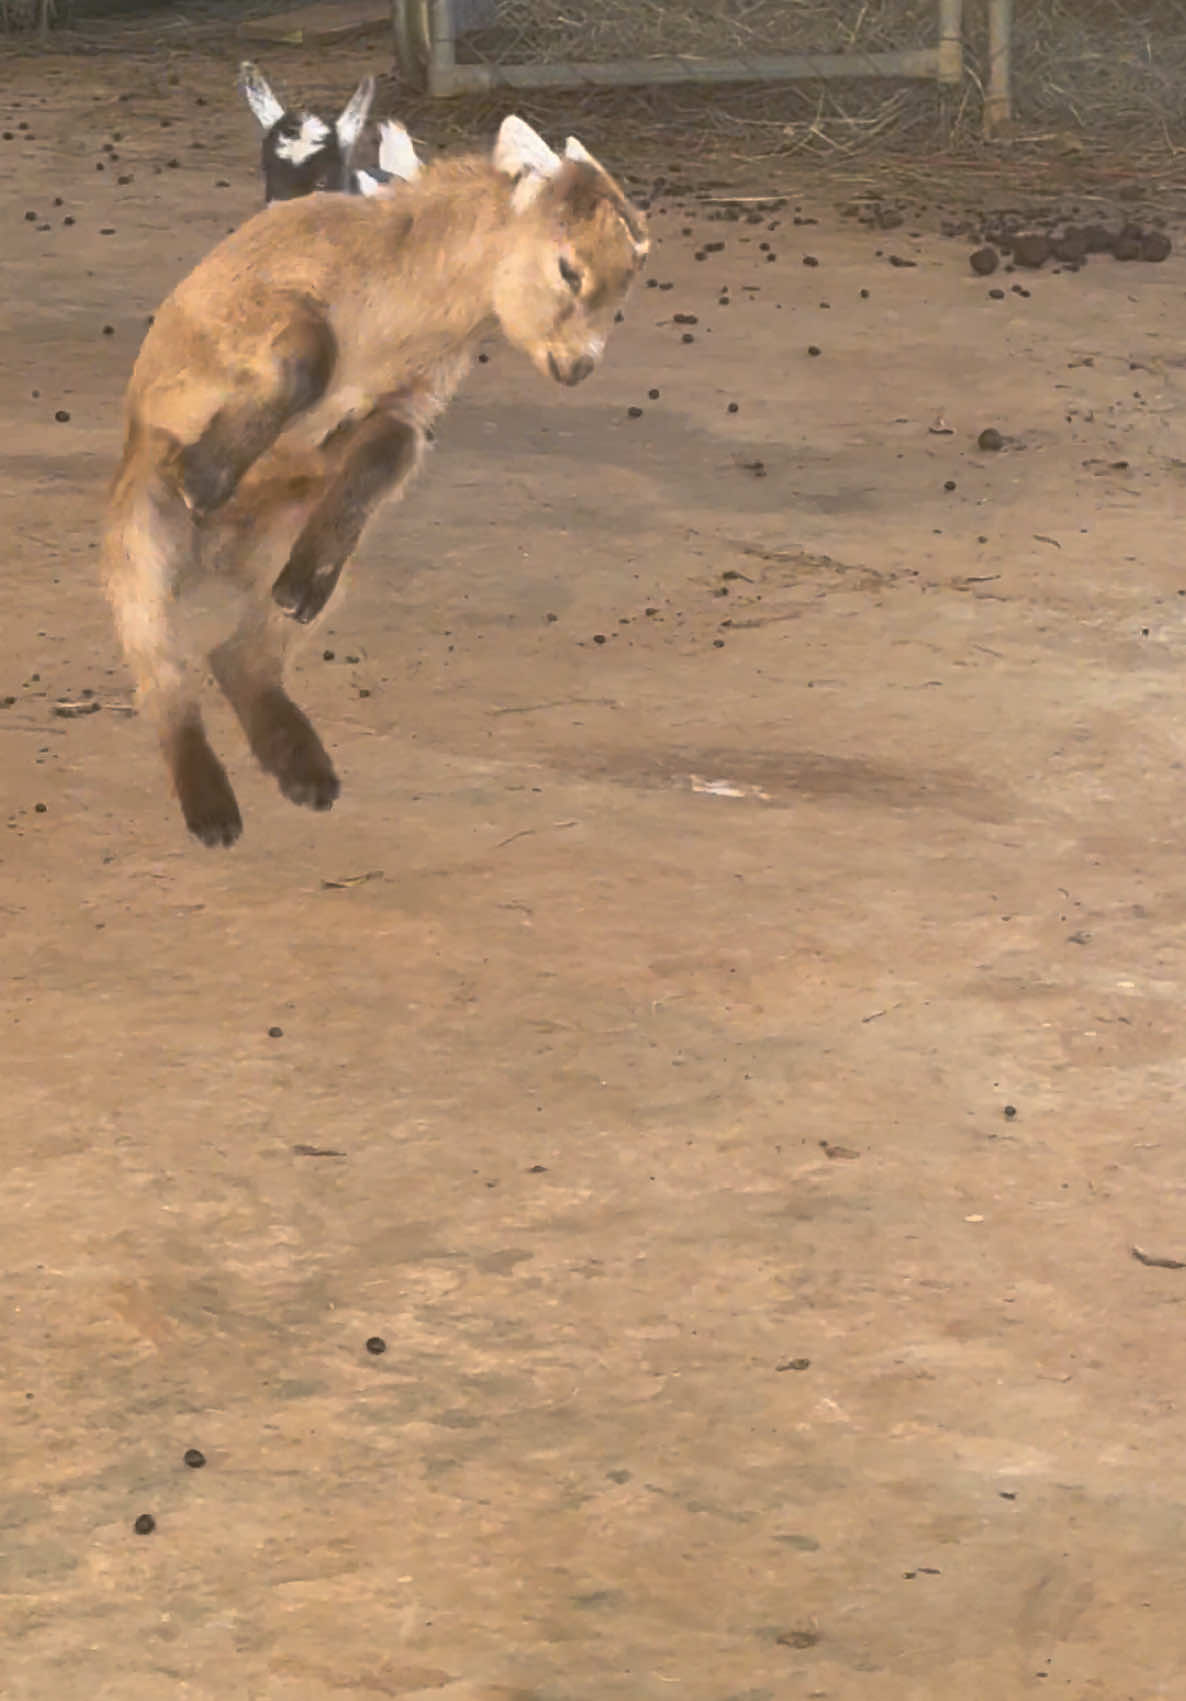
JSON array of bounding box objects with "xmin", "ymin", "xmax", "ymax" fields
[{"xmin": 102, "ymin": 116, "xmax": 648, "ymax": 847}]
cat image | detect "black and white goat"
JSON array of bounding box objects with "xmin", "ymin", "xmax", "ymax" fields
[{"xmin": 238, "ymin": 61, "xmax": 421, "ymax": 203}]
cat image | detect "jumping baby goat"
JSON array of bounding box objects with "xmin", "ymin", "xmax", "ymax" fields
[
  {"xmin": 238, "ymin": 60, "xmax": 421, "ymax": 202},
  {"xmin": 102, "ymin": 116, "xmax": 648, "ymax": 848}
]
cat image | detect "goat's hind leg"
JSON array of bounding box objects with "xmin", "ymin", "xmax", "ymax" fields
[
  {"xmin": 272, "ymin": 410, "xmax": 423, "ymax": 623},
  {"xmin": 175, "ymin": 310, "xmax": 336, "ymax": 517},
  {"xmin": 210, "ymin": 600, "xmax": 340, "ymax": 813}
]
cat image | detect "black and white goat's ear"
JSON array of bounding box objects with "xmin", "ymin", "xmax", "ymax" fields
[
  {"xmin": 376, "ymin": 120, "xmax": 422, "ymax": 182},
  {"xmin": 493, "ymin": 114, "xmax": 561, "ymax": 211},
  {"xmin": 239, "ymin": 61, "xmax": 285, "ymax": 131},
  {"xmin": 335, "ymin": 76, "xmax": 375, "ymax": 156}
]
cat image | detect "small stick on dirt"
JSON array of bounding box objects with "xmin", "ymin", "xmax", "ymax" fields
[{"xmin": 1132, "ymin": 1245, "xmax": 1186, "ymax": 1270}]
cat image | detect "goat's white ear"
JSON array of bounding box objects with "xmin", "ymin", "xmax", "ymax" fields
[
  {"xmin": 335, "ymin": 75, "xmax": 375, "ymax": 154},
  {"xmin": 494, "ymin": 114, "xmax": 561, "ymax": 208},
  {"xmin": 377, "ymin": 119, "xmax": 422, "ymax": 182},
  {"xmin": 239, "ymin": 61, "xmax": 285, "ymax": 131},
  {"xmin": 563, "ymin": 134, "xmax": 602, "ymax": 172}
]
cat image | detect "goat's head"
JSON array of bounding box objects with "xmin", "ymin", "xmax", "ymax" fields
[
  {"xmin": 490, "ymin": 116, "xmax": 649, "ymax": 388},
  {"xmin": 239, "ymin": 61, "xmax": 375, "ymax": 201}
]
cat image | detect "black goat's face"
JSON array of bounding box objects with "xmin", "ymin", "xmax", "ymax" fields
[
  {"xmin": 263, "ymin": 112, "xmax": 350, "ymax": 201},
  {"xmin": 239, "ymin": 61, "xmax": 377, "ymax": 204}
]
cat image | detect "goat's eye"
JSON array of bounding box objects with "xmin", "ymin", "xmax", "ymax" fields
[{"xmin": 558, "ymin": 257, "xmax": 583, "ymax": 294}]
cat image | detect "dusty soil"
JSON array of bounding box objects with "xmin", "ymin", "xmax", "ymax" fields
[{"xmin": 6, "ymin": 33, "xmax": 1186, "ymax": 1701}]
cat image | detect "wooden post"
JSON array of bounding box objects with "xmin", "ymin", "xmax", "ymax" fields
[
  {"xmin": 937, "ymin": 0, "xmax": 963, "ymax": 86},
  {"xmin": 985, "ymin": 0, "xmax": 1013, "ymax": 134},
  {"xmin": 427, "ymin": 0, "xmax": 456, "ymax": 98}
]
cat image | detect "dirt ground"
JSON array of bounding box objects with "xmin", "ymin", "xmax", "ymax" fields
[{"xmin": 7, "ymin": 30, "xmax": 1186, "ymax": 1701}]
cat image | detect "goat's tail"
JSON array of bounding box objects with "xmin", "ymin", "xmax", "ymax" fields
[{"xmin": 101, "ymin": 419, "xmax": 196, "ymax": 717}]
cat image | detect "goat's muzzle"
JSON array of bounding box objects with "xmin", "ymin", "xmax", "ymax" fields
[{"xmin": 548, "ymin": 351, "xmax": 595, "ymax": 388}]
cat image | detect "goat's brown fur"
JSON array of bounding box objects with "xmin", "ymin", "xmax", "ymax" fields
[{"xmin": 101, "ymin": 121, "xmax": 647, "ymax": 846}]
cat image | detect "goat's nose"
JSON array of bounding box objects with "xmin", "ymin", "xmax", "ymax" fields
[{"xmin": 565, "ymin": 354, "xmax": 595, "ymax": 387}]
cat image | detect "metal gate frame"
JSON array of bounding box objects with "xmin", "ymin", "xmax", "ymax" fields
[{"xmin": 394, "ymin": 0, "xmax": 965, "ymax": 103}]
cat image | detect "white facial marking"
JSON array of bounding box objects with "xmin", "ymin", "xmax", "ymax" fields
[
  {"xmin": 273, "ymin": 113, "xmax": 331, "ymax": 165},
  {"xmin": 239, "ymin": 61, "xmax": 285, "ymax": 131},
  {"xmin": 335, "ymin": 76, "xmax": 374, "ymax": 154},
  {"xmin": 377, "ymin": 120, "xmax": 421, "ymax": 181}
]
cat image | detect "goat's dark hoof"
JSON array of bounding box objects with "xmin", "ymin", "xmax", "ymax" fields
[
  {"xmin": 248, "ymin": 690, "xmax": 340, "ymax": 812},
  {"xmin": 271, "ymin": 556, "xmax": 343, "ymax": 624},
  {"xmin": 171, "ymin": 727, "xmax": 243, "ymax": 847}
]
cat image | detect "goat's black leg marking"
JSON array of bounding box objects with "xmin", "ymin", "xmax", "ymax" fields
[
  {"xmin": 177, "ymin": 316, "xmax": 336, "ymax": 516},
  {"xmin": 164, "ymin": 716, "xmax": 243, "ymax": 848},
  {"xmin": 272, "ymin": 413, "xmax": 420, "ymax": 623},
  {"xmin": 246, "ymin": 687, "xmax": 340, "ymax": 811}
]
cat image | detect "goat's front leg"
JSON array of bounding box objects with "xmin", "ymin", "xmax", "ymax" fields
[
  {"xmin": 175, "ymin": 312, "xmax": 336, "ymax": 517},
  {"xmin": 271, "ymin": 410, "xmax": 423, "ymax": 624}
]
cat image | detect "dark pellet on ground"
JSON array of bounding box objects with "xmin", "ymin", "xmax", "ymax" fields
[
  {"xmin": 102, "ymin": 325, "xmax": 114, "ymax": 336},
  {"xmin": 713, "ymin": 639, "xmax": 725, "ymax": 648},
  {"xmin": 63, "ymin": 215, "xmax": 74, "ymax": 225},
  {"xmin": 166, "ymin": 158, "xmax": 179, "ymax": 169},
  {"xmin": 978, "ymin": 427, "xmax": 1004, "ymax": 451},
  {"xmin": 477, "ymin": 352, "xmax": 488, "ymax": 362},
  {"xmin": 681, "ymin": 332, "xmax": 694, "ymax": 343},
  {"xmin": 267, "ymin": 1026, "xmax": 283, "ymax": 1038},
  {"xmin": 34, "ymin": 803, "xmax": 47, "ymax": 814},
  {"xmin": 133, "ymin": 1514, "xmax": 155, "ymax": 1535},
  {"xmin": 943, "ymin": 480, "xmax": 957, "ymax": 492},
  {"xmin": 807, "ymin": 345, "xmax": 821, "ymax": 357},
  {"xmin": 970, "ymin": 246, "xmax": 999, "ymax": 275},
  {"xmin": 54, "ymin": 410, "xmax": 70, "ymax": 422},
  {"xmin": 1003, "ymin": 1104, "xmax": 1017, "ymax": 1119},
  {"xmin": 627, "ymin": 406, "xmax": 643, "ymax": 418},
  {"xmin": 727, "ymin": 402, "xmax": 739, "ymax": 413},
  {"xmin": 646, "ymin": 277, "xmax": 658, "ymax": 287},
  {"xmin": 1012, "ymin": 234, "xmax": 1050, "ymax": 268},
  {"xmin": 673, "ymin": 312, "xmax": 697, "ymax": 324},
  {"xmin": 694, "ymin": 250, "xmax": 706, "ymax": 261},
  {"xmin": 183, "ymin": 1448, "xmax": 206, "ymax": 1469},
  {"xmin": 593, "ymin": 634, "xmax": 607, "ymax": 644},
  {"xmin": 117, "ymin": 174, "xmax": 132, "ymax": 185},
  {"xmin": 1051, "ymin": 229, "xmax": 1086, "ymax": 263},
  {"xmin": 802, "ymin": 255, "xmax": 819, "ymax": 267},
  {"xmin": 24, "ymin": 210, "xmax": 37, "ymax": 221},
  {"xmin": 860, "ymin": 287, "xmax": 870, "ymax": 298},
  {"xmin": 322, "ymin": 649, "xmax": 335, "ymax": 661},
  {"xmin": 988, "ymin": 287, "xmax": 1005, "ymax": 299},
  {"xmin": 648, "ymin": 388, "xmax": 660, "ymax": 400},
  {"xmin": 366, "ymin": 1336, "xmax": 387, "ymax": 1355},
  {"xmin": 888, "ymin": 254, "xmax": 916, "ymax": 268},
  {"xmin": 99, "ymin": 227, "xmax": 116, "ymax": 236}
]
